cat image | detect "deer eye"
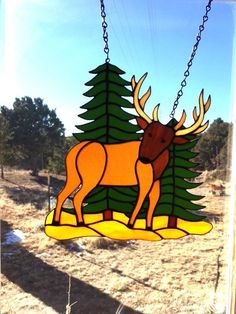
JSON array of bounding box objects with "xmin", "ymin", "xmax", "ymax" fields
[
  {"xmin": 161, "ymin": 139, "xmax": 166, "ymax": 143},
  {"xmin": 148, "ymin": 133, "xmax": 152, "ymax": 137}
]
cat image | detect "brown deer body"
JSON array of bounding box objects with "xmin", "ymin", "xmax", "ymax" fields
[{"xmin": 53, "ymin": 73, "xmax": 211, "ymax": 229}]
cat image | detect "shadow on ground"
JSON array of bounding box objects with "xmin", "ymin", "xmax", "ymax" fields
[
  {"xmin": 201, "ymin": 211, "xmax": 222, "ymax": 223},
  {"xmin": 59, "ymin": 240, "xmax": 164, "ymax": 293},
  {"xmin": 2, "ymin": 174, "xmax": 65, "ymax": 210},
  {"xmin": 34, "ymin": 174, "xmax": 65, "ymax": 195},
  {"xmin": 3, "ymin": 186, "xmax": 47, "ymax": 210},
  {"xmin": 1, "ymin": 220, "xmax": 142, "ymax": 314}
]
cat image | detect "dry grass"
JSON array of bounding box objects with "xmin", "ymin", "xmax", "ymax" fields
[{"xmin": 0, "ymin": 169, "xmax": 232, "ymax": 314}]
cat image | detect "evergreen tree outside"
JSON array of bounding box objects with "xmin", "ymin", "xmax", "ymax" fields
[
  {"xmin": 194, "ymin": 118, "xmax": 231, "ymax": 170},
  {"xmin": 0, "ymin": 113, "xmax": 14, "ymax": 179},
  {"xmin": 47, "ymin": 136, "xmax": 78, "ymax": 175},
  {"xmin": 1, "ymin": 97, "xmax": 65, "ymax": 176}
]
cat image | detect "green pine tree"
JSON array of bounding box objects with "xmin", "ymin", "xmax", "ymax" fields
[
  {"xmin": 153, "ymin": 120, "xmax": 205, "ymax": 226},
  {"xmin": 74, "ymin": 63, "xmax": 139, "ymax": 143},
  {"xmin": 73, "ymin": 62, "xmax": 141, "ymax": 215}
]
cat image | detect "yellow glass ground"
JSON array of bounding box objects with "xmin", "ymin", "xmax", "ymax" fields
[{"xmin": 45, "ymin": 210, "xmax": 212, "ymax": 241}]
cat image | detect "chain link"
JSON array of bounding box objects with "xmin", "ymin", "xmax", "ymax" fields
[
  {"xmin": 100, "ymin": 0, "xmax": 110, "ymax": 63},
  {"xmin": 170, "ymin": 0, "xmax": 213, "ymax": 118}
]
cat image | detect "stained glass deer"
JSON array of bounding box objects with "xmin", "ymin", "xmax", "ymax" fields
[{"xmin": 52, "ymin": 73, "xmax": 210, "ymax": 230}]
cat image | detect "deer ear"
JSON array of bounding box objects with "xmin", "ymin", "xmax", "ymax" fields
[
  {"xmin": 173, "ymin": 136, "xmax": 188, "ymax": 144},
  {"xmin": 136, "ymin": 117, "xmax": 149, "ymax": 130}
]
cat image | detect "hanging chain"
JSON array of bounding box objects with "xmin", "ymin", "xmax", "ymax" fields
[
  {"xmin": 170, "ymin": 0, "xmax": 213, "ymax": 118},
  {"xmin": 100, "ymin": 0, "xmax": 110, "ymax": 63}
]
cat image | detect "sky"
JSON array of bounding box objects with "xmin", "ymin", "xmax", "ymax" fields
[{"xmin": 0, "ymin": 0, "xmax": 235, "ymax": 136}]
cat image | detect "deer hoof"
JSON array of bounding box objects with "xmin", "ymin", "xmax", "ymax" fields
[
  {"xmin": 52, "ymin": 220, "xmax": 60, "ymax": 226},
  {"xmin": 77, "ymin": 221, "xmax": 85, "ymax": 227},
  {"xmin": 127, "ymin": 223, "xmax": 134, "ymax": 229},
  {"xmin": 146, "ymin": 226, "xmax": 153, "ymax": 231}
]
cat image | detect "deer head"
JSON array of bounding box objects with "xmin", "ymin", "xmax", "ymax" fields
[{"xmin": 131, "ymin": 73, "xmax": 211, "ymax": 164}]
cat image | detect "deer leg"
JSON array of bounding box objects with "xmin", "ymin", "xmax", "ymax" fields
[
  {"xmin": 52, "ymin": 142, "xmax": 88, "ymax": 225},
  {"xmin": 73, "ymin": 143, "xmax": 106, "ymax": 225},
  {"xmin": 128, "ymin": 161, "xmax": 153, "ymax": 227},
  {"xmin": 146, "ymin": 180, "xmax": 160, "ymax": 230}
]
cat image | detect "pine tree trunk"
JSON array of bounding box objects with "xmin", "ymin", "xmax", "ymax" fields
[
  {"xmin": 48, "ymin": 174, "xmax": 51, "ymax": 212},
  {"xmin": 168, "ymin": 215, "xmax": 177, "ymax": 228},
  {"xmin": 31, "ymin": 168, "xmax": 39, "ymax": 176},
  {"xmin": 103, "ymin": 209, "xmax": 113, "ymax": 220},
  {"xmin": 1, "ymin": 163, "xmax": 4, "ymax": 179}
]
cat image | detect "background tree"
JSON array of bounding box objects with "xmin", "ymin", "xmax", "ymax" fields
[
  {"xmin": 47, "ymin": 136, "xmax": 78, "ymax": 175},
  {"xmin": 0, "ymin": 112, "xmax": 14, "ymax": 178},
  {"xmin": 194, "ymin": 118, "xmax": 232, "ymax": 170},
  {"xmin": 1, "ymin": 97, "xmax": 65, "ymax": 176}
]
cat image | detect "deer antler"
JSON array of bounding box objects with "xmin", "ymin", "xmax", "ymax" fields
[
  {"xmin": 192, "ymin": 89, "xmax": 211, "ymax": 121},
  {"xmin": 152, "ymin": 104, "xmax": 160, "ymax": 121},
  {"xmin": 131, "ymin": 73, "xmax": 156, "ymax": 124},
  {"xmin": 175, "ymin": 89, "xmax": 211, "ymax": 136},
  {"xmin": 174, "ymin": 110, "xmax": 186, "ymax": 131}
]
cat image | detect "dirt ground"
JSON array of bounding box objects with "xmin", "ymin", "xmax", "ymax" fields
[{"xmin": 0, "ymin": 169, "xmax": 233, "ymax": 314}]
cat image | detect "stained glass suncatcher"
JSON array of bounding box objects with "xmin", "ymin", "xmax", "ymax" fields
[{"xmin": 45, "ymin": 64, "xmax": 213, "ymax": 241}]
